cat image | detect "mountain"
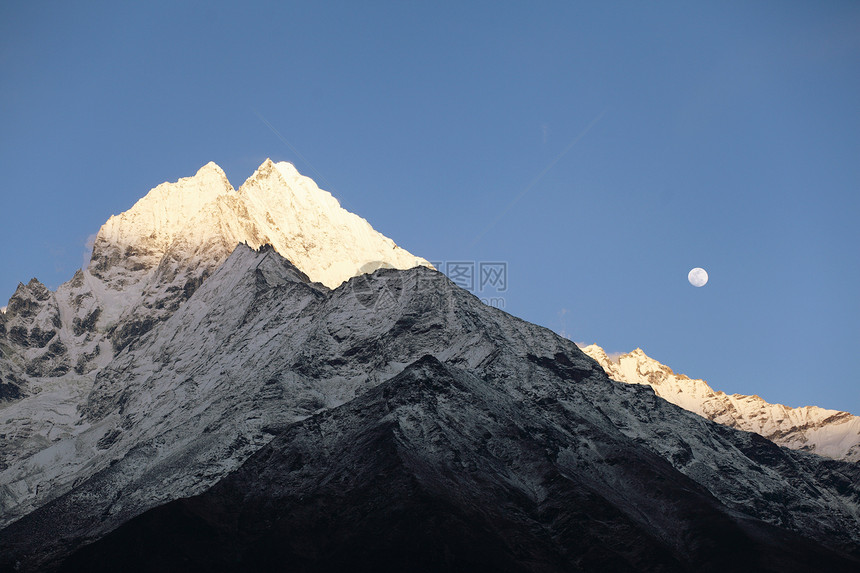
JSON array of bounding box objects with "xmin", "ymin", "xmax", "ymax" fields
[
  {"xmin": 580, "ymin": 345, "xmax": 860, "ymax": 462},
  {"xmin": 1, "ymin": 161, "xmax": 859, "ymax": 572},
  {"xmin": 1, "ymin": 159, "xmax": 429, "ymax": 382},
  {"xmin": 0, "ymin": 159, "xmax": 429, "ymax": 479}
]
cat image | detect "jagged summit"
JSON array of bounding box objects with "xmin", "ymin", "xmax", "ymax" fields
[
  {"xmin": 229, "ymin": 158, "xmax": 429, "ymax": 288},
  {"xmin": 581, "ymin": 344, "xmax": 860, "ymax": 462},
  {"xmin": 197, "ymin": 160, "xmax": 228, "ymax": 175},
  {"xmin": 93, "ymin": 160, "xmax": 235, "ymax": 262},
  {"xmin": 91, "ymin": 158, "xmax": 428, "ymax": 289}
]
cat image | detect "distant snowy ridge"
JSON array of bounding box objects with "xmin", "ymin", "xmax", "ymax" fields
[{"xmin": 580, "ymin": 344, "xmax": 860, "ymax": 462}]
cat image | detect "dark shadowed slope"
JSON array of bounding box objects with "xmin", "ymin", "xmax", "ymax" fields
[{"xmin": 50, "ymin": 356, "xmax": 860, "ymax": 573}]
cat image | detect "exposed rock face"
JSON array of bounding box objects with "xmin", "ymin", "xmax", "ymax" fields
[
  {"xmin": 0, "ymin": 307, "xmax": 29, "ymax": 451},
  {"xmin": 581, "ymin": 345, "xmax": 860, "ymax": 462},
  {"xmin": 0, "ymin": 366, "xmax": 23, "ymax": 404},
  {"xmin": 2, "ymin": 279, "xmax": 69, "ymax": 378}
]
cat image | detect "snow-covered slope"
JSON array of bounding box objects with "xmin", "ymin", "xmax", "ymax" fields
[
  {"xmin": 581, "ymin": 345, "xmax": 860, "ymax": 462},
  {"xmin": 1, "ymin": 247, "xmax": 858, "ymax": 571}
]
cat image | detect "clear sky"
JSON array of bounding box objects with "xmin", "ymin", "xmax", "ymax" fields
[{"xmin": 1, "ymin": 1, "xmax": 858, "ymax": 414}]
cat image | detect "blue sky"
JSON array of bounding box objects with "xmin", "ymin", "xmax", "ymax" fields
[{"xmin": 1, "ymin": 1, "xmax": 858, "ymax": 414}]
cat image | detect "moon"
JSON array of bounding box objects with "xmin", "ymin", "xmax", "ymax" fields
[{"xmin": 688, "ymin": 267, "xmax": 708, "ymax": 287}]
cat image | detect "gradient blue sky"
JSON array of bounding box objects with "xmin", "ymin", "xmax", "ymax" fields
[{"xmin": 2, "ymin": 1, "xmax": 858, "ymax": 414}]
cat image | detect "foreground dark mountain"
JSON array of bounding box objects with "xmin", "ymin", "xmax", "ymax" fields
[
  {"xmin": 41, "ymin": 357, "xmax": 860, "ymax": 572},
  {"xmin": 1, "ymin": 162, "xmax": 859, "ymax": 571}
]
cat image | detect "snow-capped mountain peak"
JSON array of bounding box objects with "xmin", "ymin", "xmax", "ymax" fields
[
  {"xmin": 2, "ymin": 159, "xmax": 432, "ymax": 378},
  {"xmin": 233, "ymin": 159, "xmax": 429, "ymax": 289},
  {"xmin": 91, "ymin": 157, "xmax": 429, "ymax": 290},
  {"xmin": 580, "ymin": 343, "xmax": 860, "ymax": 462}
]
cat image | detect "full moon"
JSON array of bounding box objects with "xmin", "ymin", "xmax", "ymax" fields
[{"xmin": 688, "ymin": 267, "xmax": 708, "ymax": 287}]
